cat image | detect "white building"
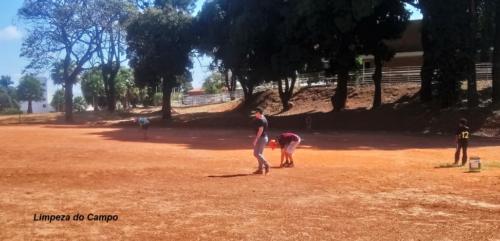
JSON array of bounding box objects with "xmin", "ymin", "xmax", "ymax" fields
[{"xmin": 19, "ymin": 77, "xmax": 53, "ymax": 113}]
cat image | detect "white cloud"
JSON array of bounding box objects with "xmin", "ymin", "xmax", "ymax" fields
[{"xmin": 0, "ymin": 25, "xmax": 22, "ymax": 41}]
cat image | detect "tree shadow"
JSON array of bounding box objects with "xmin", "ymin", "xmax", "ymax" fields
[
  {"xmin": 434, "ymin": 163, "xmax": 461, "ymax": 169},
  {"xmin": 75, "ymin": 126, "xmax": 500, "ymax": 151},
  {"xmin": 207, "ymin": 173, "xmax": 256, "ymax": 178},
  {"xmin": 463, "ymin": 171, "xmax": 482, "ymax": 174}
]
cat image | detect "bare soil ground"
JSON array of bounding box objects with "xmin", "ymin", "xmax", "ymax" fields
[{"xmin": 1, "ymin": 125, "xmax": 499, "ymax": 240}]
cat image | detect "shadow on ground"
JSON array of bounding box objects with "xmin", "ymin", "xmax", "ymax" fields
[{"xmin": 78, "ymin": 126, "xmax": 500, "ymax": 151}]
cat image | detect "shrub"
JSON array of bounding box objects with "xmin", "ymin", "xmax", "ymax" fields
[
  {"xmin": 0, "ymin": 107, "xmax": 23, "ymax": 115},
  {"xmin": 153, "ymin": 92, "xmax": 163, "ymax": 106}
]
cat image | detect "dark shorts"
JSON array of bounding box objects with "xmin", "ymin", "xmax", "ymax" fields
[
  {"xmin": 457, "ymin": 140, "xmax": 468, "ymax": 149},
  {"xmin": 141, "ymin": 123, "xmax": 150, "ymax": 130}
]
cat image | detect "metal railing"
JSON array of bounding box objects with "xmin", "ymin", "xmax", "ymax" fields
[
  {"xmin": 297, "ymin": 62, "xmax": 493, "ymax": 87},
  {"xmin": 171, "ymin": 90, "xmax": 244, "ymax": 107},
  {"xmin": 171, "ymin": 63, "xmax": 493, "ymax": 107}
]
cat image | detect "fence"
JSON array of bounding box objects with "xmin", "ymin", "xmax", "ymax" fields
[
  {"xmin": 172, "ymin": 90, "xmax": 244, "ymax": 107},
  {"xmin": 171, "ymin": 63, "xmax": 493, "ymax": 107},
  {"xmin": 297, "ymin": 62, "xmax": 493, "ymax": 87}
]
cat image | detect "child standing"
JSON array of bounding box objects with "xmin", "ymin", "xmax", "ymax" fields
[
  {"xmin": 454, "ymin": 118, "xmax": 470, "ymax": 166},
  {"xmin": 136, "ymin": 117, "xmax": 150, "ymax": 140},
  {"xmin": 252, "ymin": 108, "xmax": 270, "ymax": 175}
]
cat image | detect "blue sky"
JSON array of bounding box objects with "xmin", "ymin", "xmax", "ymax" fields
[{"xmin": 0, "ymin": 0, "xmax": 421, "ymax": 100}]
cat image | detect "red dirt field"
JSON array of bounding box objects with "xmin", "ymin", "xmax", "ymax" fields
[{"xmin": 1, "ymin": 125, "xmax": 500, "ymax": 240}]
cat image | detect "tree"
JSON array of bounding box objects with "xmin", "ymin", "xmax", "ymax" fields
[
  {"xmin": 19, "ymin": 0, "xmax": 101, "ymax": 122},
  {"xmin": 127, "ymin": 6, "xmax": 194, "ymax": 120},
  {"xmin": 115, "ymin": 68, "xmax": 137, "ymax": 109},
  {"xmin": 413, "ymin": 0, "xmax": 480, "ymax": 107},
  {"xmin": 296, "ymin": 0, "xmax": 385, "ymax": 111},
  {"xmin": 0, "ymin": 75, "xmax": 18, "ymax": 111},
  {"xmin": 50, "ymin": 60, "xmax": 77, "ymax": 87},
  {"xmin": 51, "ymin": 89, "xmax": 65, "ymax": 112},
  {"xmin": 92, "ymin": 0, "xmax": 135, "ymax": 112},
  {"xmin": 73, "ymin": 96, "xmax": 88, "ymax": 112},
  {"xmin": 81, "ymin": 68, "xmax": 106, "ymax": 111},
  {"xmin": 203, "ymin": 72, "xmax": 225, "ymax": 94},
  {"xmin": 0, "ymin": 75, "xmax": 13, "ymax": 89},
  {"xmin": 196, "ymin": 0, "xmax": 259, "ymax": 104},
  {"xmin": 17, "ymin": 75, "xmax": 45, "ymax": 114},
  {"xmin": 178, "ymin": 72, "xmax": 193, "ymax": 93},
  {"xmin": 356, "ymin": 0, "xmax": 409, "ymax": 108},
  {"xmin": 493, "ymin": 0, "xmax": 500, "ymax": 104}
]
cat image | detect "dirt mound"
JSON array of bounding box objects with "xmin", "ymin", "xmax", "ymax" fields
[
  {"xmin": 183, "ymin": 82, "xmax": 499, "ymax": 137},
  {"xmin": 245, "ymin": 83, "xmax": 421, "ymax": 116}
]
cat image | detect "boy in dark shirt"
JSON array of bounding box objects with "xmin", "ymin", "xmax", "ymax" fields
[
  {"xmin": 454, "ymin": 118, "xmax": 470, "ymax": 166},
  {"xmin": 275, "ymin": 132, "xmax": 301, "ymax": 168},
  {"xmin": 252, "ymin": 108, "xmax": 270, "ymax": 175}
]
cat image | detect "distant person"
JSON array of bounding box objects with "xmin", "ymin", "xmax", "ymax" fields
[
  {"xmin": 252, "ymin": 108, "xmax": 270, "ymax": 175},
  {"xmin": 273, "ymin": 132, "xmax": 301, "ymax": 168},
  {"xmin": 454, "ymin": 118, "xmax": 470, "ymax": 166},
  {"xmin": 135, "ymin": 117, "xmax": 150, "ymax": 140}
]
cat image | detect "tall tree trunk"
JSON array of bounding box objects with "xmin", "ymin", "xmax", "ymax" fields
[
  {"xmin": 162, "ymin": 77, "xmax": 173, "ymax": 120},
  {"xmin": 230, "ymin": 73, "xmax": 236, "ymax": 100},
  {"xmin": 107, "ymin": 80, "xmax": 117, "ymax": 112},
  {"xmin": 467, "ymin": 62, "xmax": 479, "ymax": 107},
  {"xmin": 64, "ymin": 80, "xmax": 73, "ymax": 122},
  {"xmin": 62, "ymin": 51, "xmax": 73, "ymax": 122},
  {"xmin": 372, "ymin": 54, "xmax": 383, "ymax": 108},
  {"xmin": 27, "ymin": 100, "xmax": 33, "ymax": 114},
  {"xmin": 223, "ymin": 69, "xmax": 236, "ymax": 100},
  {"xmin": 332, "ymin": 69, "xmax": 349, "ymax": 111},
  {"xmin": 103, "ymin": 67, "xmax": 118, "ymax": 112},
  {"xmin": 93, "ymin": 96, "xmax": 98, "ymax": 112},
  {"xmin": 467, "ymin": 0, "xmax": 479, "ymax": 107},
  {"xmin": 493, "ymin": 0, "xmax": 500, "ymax": 104},
  {"xmin": 239, "ymin": 78, "xmax": 254, "ymax": 105},
  {"xmin": 277, "ymin": 74, "xmax": 297, "ymax": 111},
  {"xmin": 277, "ymin": 78, "xmax": 290, "ymax": 111},
  {"xmin": 420, "ymin": 9, "xmax": 433, "ymax": 103}
]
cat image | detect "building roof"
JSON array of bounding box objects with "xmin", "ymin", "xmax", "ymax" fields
[{"xmin": 188, "ymin": 88, "xmax": 205, "ymax": 93}]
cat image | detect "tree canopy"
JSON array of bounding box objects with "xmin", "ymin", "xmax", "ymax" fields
[
  {"xmin": 127, "ymin": 6, "xmax": 193, "ymax": 119},
  {"xmin": 17, "ymin": 75, "xmax": 45, "ymax": 114}
]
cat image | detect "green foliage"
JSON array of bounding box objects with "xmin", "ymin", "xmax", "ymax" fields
[
  {"xmin": 93, "ymin": 0, "xmax": 136, "ymax": 112},
  {"xmin": 127, "ymin": 8, "xmax": 193, "ymax": 86},
  {"xmin": 203, "ymin": 72, "xmax": 225, "ymax": 94},
  {"xmin": 73, "ymin": 96, "xmax": 88, "ymax": 112},
  {"xmin": 0, "ymin": 108, "xmax": 23, "ymax": 115},
  {"xmin": 18, "ymin": 0, "xmax": 101, "ymax": 120},
  {"xmin": 197, "ymin": 0, "xmax": 409, "ymax": 110},
  {"xmin": 50, "ymin": 60, "xmax": 77, "ymax": 87},
  {"xmin": 81, "ymin": 67, "xmax": 140, "ymax": 110},
  {"xmin": 419, "ymin": 0, "xmax": 478, "ymax": 106},
  {"xmin": 0, "ymin": 75, "xmax": 19, "ymax": 111},
  {"xmin": 51, "ymin": 89, "xmax": 65, "ymax": 112},
  {"xmin": 0, "ymin": 75, "xmax": 14, "ymax": 89},
  {"xmin": 177, "ymin": 72, "xmax": 193, "ymax": 93},
  {"xmin": 153, "ymin": 92, "xmax": 163, "ymax": 106},
  {"xmin": 81, "ymin": 68, "xmax": 106, "ymax": 110},
  {"xmin": 154, "ymin": 0, "xmax": 196, "ymax": 11},
  {"xmin": 17, "ymin": 75, "xmax": 45, "ymax": 103},
  {"xmin": 17, "ymin": 75, "xmax": 45, "ymax": 114},
  {"xmin": 127, "ymin": 5, "xmax": 194, "ymax": 119},
  {"xmin": 115, "ymin": 69, "xmax": 134, "ymax": 101},
  {"xmin": 139, "ymin": 88, "xmax": 154, "ymax": 107}
]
